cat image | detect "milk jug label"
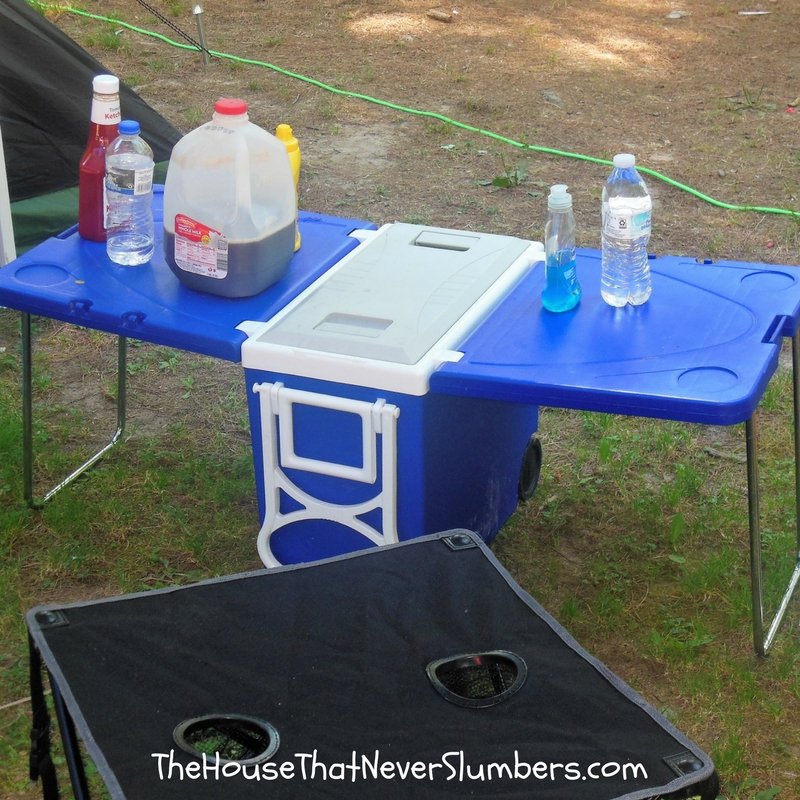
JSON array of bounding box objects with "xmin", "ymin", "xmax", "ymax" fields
[{"xmin": 173, "ymin": 214, "xmax": 228, "ymax": 279}]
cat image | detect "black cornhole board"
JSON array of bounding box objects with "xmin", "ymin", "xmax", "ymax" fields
[{"xmin": 27, "ymin": 531, "xmax": 718, "ymax": 799}]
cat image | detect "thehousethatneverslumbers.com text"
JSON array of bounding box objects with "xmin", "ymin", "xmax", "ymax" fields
[{"xmin": 152, "ymin": 749, "xmax": 649, "ymax": 784}]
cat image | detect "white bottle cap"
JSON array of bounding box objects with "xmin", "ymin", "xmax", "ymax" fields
[
  {"xmin": 613, "ymin": 153, "xmax": 636, "ymax": 169},
  {"xmin": 547, "ymin": 184, "xmax": 572, "ymax": 210},
  {"xmin": 93, "ymin": 74, "xmax": 119, "ymax": 95}
]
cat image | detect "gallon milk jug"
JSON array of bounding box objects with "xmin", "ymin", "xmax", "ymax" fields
[{"xmin": 163, "ymin": 98, "xmax": 296, "ymax": 298}]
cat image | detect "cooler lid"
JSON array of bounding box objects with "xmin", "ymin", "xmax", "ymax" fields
[{"xmin": 256, "ymin": 223, "xmax": 531, "ymax": 364}]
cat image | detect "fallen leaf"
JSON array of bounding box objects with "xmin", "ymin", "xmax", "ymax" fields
[
  {"xmin": 427, "ymin": 9, "xmax": 453, "ymax": 22},
  {"xmin": 541, "ymin": 89, "xmax": 564, "ymax": 107}
]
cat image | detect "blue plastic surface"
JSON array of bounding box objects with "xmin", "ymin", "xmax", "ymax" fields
[
  {"xmin": 0, "ymin": 187, "xmax": 375, "ymax": 362},
  {"xmin": 430, "ymin": 249, "xmax": 800, "ymax": 425}
]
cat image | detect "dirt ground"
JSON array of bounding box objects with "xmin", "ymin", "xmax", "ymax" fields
[
  {"xmin": 50, "ymin": 0, "xmax": 799, "ymax": 262},
  {"xmin": 18, "ymin": 0, "xmax": 800, "ymax": 796}
]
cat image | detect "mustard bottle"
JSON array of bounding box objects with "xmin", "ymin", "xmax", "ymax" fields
[{"xmin": 275, "ymin": 123, "xmax": 301, "ymax": 251}]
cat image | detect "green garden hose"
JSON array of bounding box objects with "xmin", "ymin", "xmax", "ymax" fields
[{"xmin": 33, "ymin": 1, "xmax": 799, "ymax": 220}]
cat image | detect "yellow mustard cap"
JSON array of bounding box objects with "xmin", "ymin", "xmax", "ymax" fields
[{"xmin": 275, "ymin": 123, "xmax": 299, "ymax": 153}]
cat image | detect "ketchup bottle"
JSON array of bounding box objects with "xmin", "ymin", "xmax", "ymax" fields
[{"xmin": 78, "ymin": 74, "xmax": 120, "ymax": 241}]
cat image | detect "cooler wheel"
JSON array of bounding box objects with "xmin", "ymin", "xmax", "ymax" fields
[{"xmin": 518, "ymin": 435, "xmax": 542, "ymax": 501}]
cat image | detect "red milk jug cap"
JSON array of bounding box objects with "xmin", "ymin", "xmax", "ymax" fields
[{"xmin": 214, "ymin": 98, "xmax": 248, "ymax": 115}]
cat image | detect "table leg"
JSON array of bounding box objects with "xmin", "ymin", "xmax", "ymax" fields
[
  {"xmin": 21, "ymin": 312, "xmax": 127, "ymax": 508},
  {"xmin": 50, "ymin": 680, "xmax": 91, "ymax": 800},
  {"xmin": 27, "ymin": 635, "xmax": 60, "ymax": 800},
  {"xmin": 746, "ymin": 331, "xmax": 800, "ymax": 656}
]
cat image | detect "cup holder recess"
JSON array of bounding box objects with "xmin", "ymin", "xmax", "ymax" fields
[
  {"xmin": 173, "ymin": 713, "xmax": 279, "ymax": 765},
  {"xmin": 426, "ymin": 650, "xmax": 527, "ymax": 709}
]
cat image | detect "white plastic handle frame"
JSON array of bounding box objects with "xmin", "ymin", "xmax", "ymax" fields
[
  {"xmin": 252, "ymin": 382, "xmax": 400, "ymax": 567},
  {"xmin": 276, "ymin": 386, "xmax": 380, "ymax": 482}
]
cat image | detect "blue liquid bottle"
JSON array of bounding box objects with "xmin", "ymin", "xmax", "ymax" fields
[{"xmin": 542, "ymin": 184, "xmax": 581, "ymax": 313}]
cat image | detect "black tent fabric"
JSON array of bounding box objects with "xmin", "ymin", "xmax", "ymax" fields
[
  {"xmin": 0, "ymin": 0, "xmax": 181, "ymax": 249},
  {"xmin": 28, "ymin": 532, "xmax": 718, "ymax": 800}
]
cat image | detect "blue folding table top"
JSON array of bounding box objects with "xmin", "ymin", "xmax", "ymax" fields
[
  {"xmin": 430, "ymin": 249, "xmax": 800, "ymax": 426},
  {"xmin": 4, "ymin": 208, "xmax": 800, "ymax": 425},
  {"xmin": 0, "ymin": 187, "xmax": 374, "ymax": 362}
]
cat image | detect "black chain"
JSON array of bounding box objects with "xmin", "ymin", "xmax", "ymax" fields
[{"xmin": 134, "ymin": 0, "xmax": 212, "ymax": 57}]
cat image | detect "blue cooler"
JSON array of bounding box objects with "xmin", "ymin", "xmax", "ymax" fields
[{"xmin": 239, "ymin": 223, "xmax": 543, "ymax": 566}]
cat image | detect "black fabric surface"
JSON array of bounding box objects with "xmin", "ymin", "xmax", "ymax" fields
[
  {"xmin": 29, "ymin": 534, "xmax": 715, "ymax": 799},
  {"xmin": 1, "ymin": 0, "xmax": 180, "ymax": 202}
]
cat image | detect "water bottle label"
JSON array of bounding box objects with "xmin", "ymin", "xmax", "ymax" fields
[
  {"xmin": 134, "ymin": 167, "xmax": 153, "ymax": 195},
  {"xmin": 173, "ymin": 214, "xmax": 229, "ymax": 279},
  {"xmin": 603, "ymin": 208, "xmax": 651, "ymax": 240},
  {"xmin": 107, "ymin": 165, "xmax": 154, "ymax": 196}
]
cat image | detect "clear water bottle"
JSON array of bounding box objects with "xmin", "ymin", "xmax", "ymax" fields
[
  {"xmin": 542, "ymin": 184, "xmax": 581, "ymax": 312},
  {"xmin": 105, "ymin": 119, "xmax": 154, "ymax": 265},
  {"xmin": 600, "ymin": 153, "xmax": 652, "ymax": 307}
]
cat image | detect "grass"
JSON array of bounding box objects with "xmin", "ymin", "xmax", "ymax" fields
[
  {"xmin": 0, "ymin": 313, "xmax": 262, "ymax": 797},
  {"xmin": 181, "ymin": 105, "xmax": 206, "ymax": 128},
  {"xmin": 730, "ymin": 87, "xmax": 777, "ymax": 116},
  {"xmin": 82, "ymin": 23, "xmax": 126, "ymax": 52},
  {"xmin": 493, "ymin": 357, "xmax": 800, "ymax": 796},
  {"xmin": 1, "ymin": 311, "xmax": 799, "ymax": 798}
]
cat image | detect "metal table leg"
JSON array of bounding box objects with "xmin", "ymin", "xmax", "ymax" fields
[
  {"xmin": 21, "ymin": 312, "xmax": 127, "ymax": 508},
  {"xmin": 27, "ymin": 634, "xmax": 60, "ymax": 800},
  {"xmin": 746, "ymin": 331, "xmax": 800, "ymax": 656},
  {"xmin": 50, "ymin": 680, "xmax": 91, "ymax": 800}
]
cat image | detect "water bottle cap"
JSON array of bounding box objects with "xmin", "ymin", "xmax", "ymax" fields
[
  {"xmin": 548, "ymin": 184, "xmax": 572, "ymax": 210},
  {"xmin": 214, "ymin": 98, "xmax": 248, "ymax": 116},
  {"xmin": 92, "ymin": 74, "xmax": 119, "ymax": 95},
  {"xmin": 118, "ymin": 119, "xmax": 141, "ymax": 136},
  {"xmin": 613, "ymin": 153, "xmax": 636, "ymax": 169}
]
